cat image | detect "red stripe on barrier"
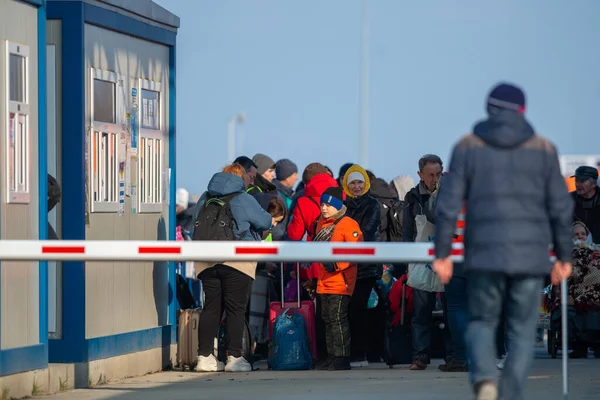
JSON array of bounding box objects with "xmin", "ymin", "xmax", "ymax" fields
[
  {"xmin": 332, "ymin": 248, "xmax": 375, "ymax": 255},
  {"xmin": 235, "ymin": 247, "xmax": 279, "ymax": 255},
  {"xmin": 428, "ymin": 248, "xmax": 464, "ymax": 256},
  {"xmin": 138, "ymin": 246, "xmax": 181, "ymax": 254},
  {"xmin": 42, "ymin": 246, "xmax": 85, "ymax": 254}
]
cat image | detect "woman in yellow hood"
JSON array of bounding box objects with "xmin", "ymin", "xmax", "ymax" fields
[
  {"xmin": 342, "ymin": 164, "xmax": 371, "ymax": 198},
  {"xmin": 341, "ymin": 164, "xmax": 383, "ymax": 367}
]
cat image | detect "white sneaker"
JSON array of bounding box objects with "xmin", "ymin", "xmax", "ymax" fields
[
  {"xmin": 476, "ymin": 381, "xmax": 498, "ymax": 400},
  {"xmin": 224, "ymin": 355, "xmax": 252, "ymax": 372},
  {"xmin": 496, "ymin": 354, "xmax": 507, "ymax": 370},
  {"xmin": 350, "ymin": 360, "xmax": 369, "ymax": 368},
  {"xmin": 195, "ymin": 354, "xmax": 225, "ymax": 372}
]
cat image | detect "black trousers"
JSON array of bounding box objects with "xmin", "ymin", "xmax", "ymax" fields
[
  {"xmin": 198, "ymin": 264, "xmax": 252, "ymax": 358},
  {"xmin": 411, "ymin": 288, "xmax": 453, "ymax": 362},
  {"xmin": 320, "ymin": 294, "xmax": 352, "ymax": 358},
  {"xmin": 350, "ymin": 277, "xmax": 377, "ymax": 360}
]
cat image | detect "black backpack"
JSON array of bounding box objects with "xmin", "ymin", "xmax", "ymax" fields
[
  {"xmin": 384, "ymin": 199, "xmax": 404, "ymax": 242},
  {"xmin": 192, "ymin": 193, "xmax": 241, "ymax": 241}
]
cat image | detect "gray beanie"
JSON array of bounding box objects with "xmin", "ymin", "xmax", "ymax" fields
[
  {"xmin": 252, "ymin": 153, "xmax": 276, "ymax": 175},
  {"xmin": 275, "ymin": 159, "xmax": 298, "ymax": 181}
]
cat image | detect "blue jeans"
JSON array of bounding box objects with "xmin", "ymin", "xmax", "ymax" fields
[
  {"xmin": 466, "ymin": 271, "xmax": 543, "ymax": 400},
  {"xmin": 445, "ymin": 275, "xmax": 468, "ymax": 363}
]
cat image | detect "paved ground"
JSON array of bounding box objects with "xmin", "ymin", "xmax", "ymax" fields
[{"xmin": 41, "ymin": 353, "xmax": 600, "ymax": 400}]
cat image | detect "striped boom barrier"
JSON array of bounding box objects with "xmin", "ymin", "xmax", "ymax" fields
[{"xmin": 0, "ymin": 241, "xmax": 558, "ymax": 263}]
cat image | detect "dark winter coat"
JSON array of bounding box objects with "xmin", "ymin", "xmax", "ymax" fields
[
  {"xmin": 342, "ymin": 165, "xmax": 382, "ymax": 280},
  {"xmin": 402, "ymin": 183, "xmax": 437, "ymax": 243},
  {"xmin": 370, "ymin": 177, "xmax": 401, "ymax": 242},
  {"xmin": 434, "ymin": 109, "xmax": 574, "ymax": 276},
  {"xmin": 572, "ymin": 188, "xmax": 600, "ymax": 244}
]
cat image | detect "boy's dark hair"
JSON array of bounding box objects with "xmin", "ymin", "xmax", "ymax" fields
[{"xmin": 267, "ymin": 198, "xmax": 286, "ymax": 220}]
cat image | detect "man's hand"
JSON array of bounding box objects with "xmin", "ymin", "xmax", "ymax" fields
[
  {"xmin": 432, "ymin": 258, "xmax": 453, "ymax": 285},
  {"xmin": 551, "ymin": 261, "xmax": 572, "ymax": 285}
]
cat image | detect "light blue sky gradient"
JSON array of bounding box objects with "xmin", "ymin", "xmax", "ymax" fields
[{"xmin": 155, "ymin": 0, "xmax": 599, "ymax": 195}]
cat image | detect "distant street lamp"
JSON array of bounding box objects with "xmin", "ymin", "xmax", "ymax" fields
[{"xmin": 227, "ymin": 112, "xmax": 246, "ymax": 162}]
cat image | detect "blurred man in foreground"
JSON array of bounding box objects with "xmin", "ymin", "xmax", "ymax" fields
[{"xmin": 433, "ymin": 83, "xmax": 573, "ymax": 400}]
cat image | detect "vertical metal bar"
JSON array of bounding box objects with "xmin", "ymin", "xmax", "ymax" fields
[
  {"xmin": 280, "ymin": 262, "xmax": 285, "ymax": 308},
  {"xmin": 560, "ymin": 278, "xmax": 569, "ymax": 399},
  {"xmin": 296, "ymin": 263, "xmax": 301, "ymax": 308},
  {"xmin": 359, "ymin": 0, "xmax": 370, "ymax": 168}
]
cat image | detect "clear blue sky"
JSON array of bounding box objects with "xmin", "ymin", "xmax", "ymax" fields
[{"xmin": 154, "ymin": 0, "xmax": 599, "ymax": 195}]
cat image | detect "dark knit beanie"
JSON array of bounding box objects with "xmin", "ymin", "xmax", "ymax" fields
[
  {"xmin": 487, "ymin": 83, "xmax": 526, "ymax": 114},
  {"xmin": 252, "ymin": 153, "xmax": 276, "ymax": 175},
  {"xmin": 320, "ymin": 186, "xmax": 345, "ymax": 211},
  {"xmin": 275, "ymin": 159, "xmax": 298, "ymax": 181}
]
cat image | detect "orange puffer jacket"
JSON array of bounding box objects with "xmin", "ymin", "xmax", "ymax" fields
[{"xmin": 316, "ymin": 215, "xmax": 363, "ymax": 296}]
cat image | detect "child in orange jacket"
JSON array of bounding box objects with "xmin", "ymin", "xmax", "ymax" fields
[{"xmin": 313, "ymin": 187, "xmax": 363, "ymax": 371}]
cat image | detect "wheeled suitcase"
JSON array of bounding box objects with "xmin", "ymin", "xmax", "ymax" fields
[
  {"xmin": 384, "ymin": 280, "xmax": 412, "ymax": 367},
  {"xmin": 177, "ymin": 308, "xmax": 202, "ymax": 368},
  {"xmin": 269, "ymin": 263, "xmax": 317, "ymax": 361}
]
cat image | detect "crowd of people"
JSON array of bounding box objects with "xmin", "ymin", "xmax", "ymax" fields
[{"xmin": 174, "ymin": 83, "xmax": 600, "ymax": 400}]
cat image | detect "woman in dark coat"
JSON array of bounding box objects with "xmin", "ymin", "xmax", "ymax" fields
[{"xmin": 341, "ymin": 164, "xmax": 382, "ymax": 367}]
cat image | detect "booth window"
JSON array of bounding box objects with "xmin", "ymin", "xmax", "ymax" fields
[
  {"xmin": 90, "ymin": 68, "xmax": 123, "ymax": 213},
  {"xmin": 6, "ymin": 42, "xmax": 30, "ymax": 204},
  {"xmin": 138, "ymin": 79, "xmax": 163, "ymax": 213}
]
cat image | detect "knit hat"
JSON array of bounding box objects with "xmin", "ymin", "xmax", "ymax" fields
[
  {"xmin": 275, "ymin": 159, "xmax": 298, "ymax": 181},
  {"xmin": 252, "ymin": 153, "xmax": 276, "ymax": 175},
  {"xmin": 176, "ymin": 188, "xmax": 189, "ymax": 208},
  {"xmin": 346, "ymin": 171, "xmax": 365, "ymax": 184},
  {"xmin": 487, "ymin": 83, "xmax": 526, "ymax": 114},
  {"xmin": 320, "ymin": 186, "xmax": 345, "ymax": 211}
]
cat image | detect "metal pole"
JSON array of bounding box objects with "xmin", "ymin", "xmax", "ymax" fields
[
  {"xmin": 359, "ymin": 0, "xmax": 369, "ymax": 168},
  {"xmin": 227, "ymin": 117, "xmax": 236, "ymax": 162},
  {"xmin": 359, "ymin": 0, "xmax": 370, "ymax": 168},
  {"xmin": 560, "ymin": 278, "xmax": 569, "ymax": 399}
]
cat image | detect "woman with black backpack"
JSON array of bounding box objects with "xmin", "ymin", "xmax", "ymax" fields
[{"xmin": 193, "ymin": 163, "xmax": 275, "ymax": 373}]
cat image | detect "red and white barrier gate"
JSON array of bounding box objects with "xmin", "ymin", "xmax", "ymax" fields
[
  {"xmin": 0, "ymin": 240, "xmax": 459, "ymax": 262},
  {"xmin": 0, "ymin": 240, "xmax": 558, "ymax": 263}
]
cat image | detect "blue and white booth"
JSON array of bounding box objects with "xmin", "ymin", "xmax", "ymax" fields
[{"xmin": 0, "ymin": 0, "xmax": 179, "ymax": 396}]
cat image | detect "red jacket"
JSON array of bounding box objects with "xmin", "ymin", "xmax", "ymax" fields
[
  {"xmin": 287, "ymin": 173, "xmax": 338, "ymax": 242},
  {"xmin": 287, "ymin": 173, "xmax": 338, "ymax": 281}
]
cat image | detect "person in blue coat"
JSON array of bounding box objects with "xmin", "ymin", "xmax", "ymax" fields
[{"xmin": 193, "ymin": 164, "xmax": 274, "ymax": 374}]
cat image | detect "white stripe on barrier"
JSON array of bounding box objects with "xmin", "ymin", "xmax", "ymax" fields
[{"xmin": 0, "ymin": 240, "xmax": 559, "ymax": 263}]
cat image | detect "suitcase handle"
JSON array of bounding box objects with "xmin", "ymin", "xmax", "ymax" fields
[
  {"xmin": 280, "ymin": 262, "xmax": 302, "ymax": 308},
  {"xmin": 400, "ymin": 282, "xmax": 406, "ymax": 326}
]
